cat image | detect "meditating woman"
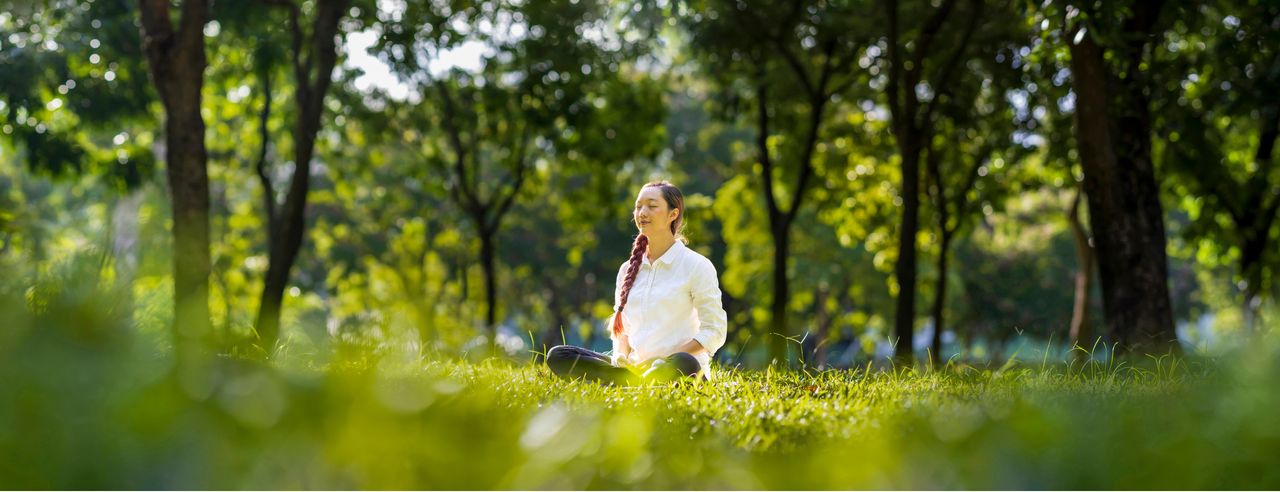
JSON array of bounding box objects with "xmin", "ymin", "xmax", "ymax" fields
[{"xmin": 546, "ymin": 180, "xmax": 728, "ymax": 384}]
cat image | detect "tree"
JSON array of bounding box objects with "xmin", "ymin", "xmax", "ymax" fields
[
  {"xmin": 680, "ymin": 0, "xmax": 867, "ymax": 363},
  {"xmin": 1158, "ymin": 1, "xmax": 1280, "ymax": 336},
  {"xmin": 381, "ymin": 0, "xmax": 663, "ymax": 350},
  {"xmin": 428, "ymin": 71, "xmax": 532, "ymax": 350},
  {"xmin": 1058, "ymin": 1, "xmax": 1180, "ymax": 354},
  {"xmin": 137, "ymin": 0, "xmax": 214, "ymax": 354},
  {"xmin": 1023, "ymin": 16, "xmax": 1104, "ymax": 356},
  {"xmin": 881, "ymin": 0, "xmax": 987, "ymax": 362},
  {"xmin": 1065, "ymin": 183, "xmax": 1096, "ymax": 351},
  {"xmin": 923, "ymin": 104, "xmax": 1030, "ymax": 362},
  {"xmin": 239, "ymin": 0, "xmax": 354, "ymax": 352},
  {"xmin": 916, "ymin": 0, "xmax": 1033, "ymax": 366}
]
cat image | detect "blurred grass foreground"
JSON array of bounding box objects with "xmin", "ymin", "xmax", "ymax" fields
[{"xmin": 2, "ymin": 275, "xmax": 1279, "ymax": 490}]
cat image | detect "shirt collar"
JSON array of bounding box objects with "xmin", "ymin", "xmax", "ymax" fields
[{"xmin": 643, "ymin": 240, "xmax": 684, "ymax": 266}]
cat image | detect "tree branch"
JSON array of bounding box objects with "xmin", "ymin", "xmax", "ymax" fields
[
  {"xmin": 949, "ymin": 142, "xmax": 992, "ymax": 236},
  {"xmin": 773, "ymin": 40, "xmax": 816, "ymax": 96},
  {"xmin": 305, "ymin": 0, "xmax": 348, "ymax": 119},
  {"xmin": 255, "ymin": 58, "xmax": 278, "ymax": 233},
  {"xmin": 755, "ymin": 79, "xmax": 781, "ymax": 222},
  {"xmin": 259, "ymin": 0, "xmax": 307, "ymax": 97},
  {"xmin": 733, "ymin": 3, "xmax": 815, "ymax": 98},
  {"xmin": 1247, "ymin": 99, "xmax": 1280, "ymax": 216},
  {"xmin": 487, "ymin": 127, "xmax": 530, "ymax": 237},
  {"xmin": 924, "ymin": 134, "xmax": 943, "ymax": 206},
  {"xmin": 784, "ymin": 41, "xmax": 836, "ymax": 221},
  {"xmin": 910, "ymin": 0, "xmax": 960, "ymax": 77},
  {"xmin": 824, "ymin": 41, "xmax": 864, "ymax": 98},
  {"xmin": 882, "ymin": 0, "xmax": 903, "ymax": 127},
  {"xmin": 431, "ymin": 78, "xmax": 480, "ymax": 211},
  {"xmin": 922, "ymin": 0, "xmax": 983, "ymax": 128},
  {"xmin": 815, "ymin": 37, "xmax": 837, "ymax": 98},
  {"xmin": 1259, "ymin": 194, "xmax": 1280, "ymax": 243},
  {"xmin": 466, "ymin": 111, "xmax": 482, "ymax": 201}
]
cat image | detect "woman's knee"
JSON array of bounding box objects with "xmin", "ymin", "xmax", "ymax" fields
[
  {"xmin": 546, "ymin": 345, "xmax": 573, "ymax": 360},
  {"xmin": 545, "ymin": 345, "xmax": 576, "ymax": 374}
]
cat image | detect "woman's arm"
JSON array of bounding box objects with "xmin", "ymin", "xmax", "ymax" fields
[
  {"xmin": 632, "ymin": 339, "xmax": 703, "ymax": 369},
  {"xmin": 634, "ymin": 260, "xmax": 721, "ymax": 366},
  {"xmin": 673, "ymin": 338, "xmax": 707, "ymax": 356},
  {"xmin": 689, "ymin": 258, "xmax": 728, "ymax": 356}
]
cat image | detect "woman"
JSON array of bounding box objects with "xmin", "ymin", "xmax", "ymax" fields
[{"xmin": 546, "ymin": 180, "xmax": 728, "ymax": 384}]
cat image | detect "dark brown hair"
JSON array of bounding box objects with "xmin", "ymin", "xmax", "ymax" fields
[{"xmin": 612, "ymin": 181, "xmax": 685, "ymax": 337}]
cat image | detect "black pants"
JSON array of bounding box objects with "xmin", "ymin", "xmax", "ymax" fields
[{"xmin": 545, "ymin": 345, "xmax": 702, "ymax": 385}]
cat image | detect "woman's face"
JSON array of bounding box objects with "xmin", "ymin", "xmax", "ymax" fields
[{"xmin": 633, "ymin": 186, "xmax": 678, "ymax": 236}]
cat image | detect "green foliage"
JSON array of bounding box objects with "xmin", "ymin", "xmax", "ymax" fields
[
  {"xmin": 1154, "ymin": 1, "xmax": 1280, "ymax": 319},
  {"xmin": 0, "ymin": 1, "xmax": 156, "ymax": 189}
]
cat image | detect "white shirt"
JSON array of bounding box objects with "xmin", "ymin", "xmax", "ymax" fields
[{"xmin": 608, "ymin": 240, "xmax": 728, "ymax": 379}]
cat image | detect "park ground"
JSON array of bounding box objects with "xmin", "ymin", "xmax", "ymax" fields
[{"xmin": 3, "ymin": 296, "xmax": 1279, "ymax": 490}]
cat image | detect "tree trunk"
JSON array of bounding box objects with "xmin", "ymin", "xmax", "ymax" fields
[
  {"xmin": 254, "ymin": 0, "xmax": 348, "ymax": 351},
  {"xmin": 893, "ymin": 136, "xmax": 921, "ymax": 363},
  {"xmin": 768, "ymin": 222, "xmax": 791, "ymax": 364},
  {"xmin": 1067, "ymin": 187, "xmax": 1095, "ymax": 356},
  {"xmin": 164, "ymin": 66, "xmax": 213, "ymax": 335},
  {"xmin": 256, "ymin": 256, "xmax": 289, "ymax": 349},
  {"xmin": 138, "ymin": 0, "xmax": 213, "ymax": 356},
  {"xmin": 1067, "ymin": 20, "xmax": 1180, "ymax": 355},
  {"xmin": 883, "ymin": 0, "xmax": 981, "ymax": 367},
  {"xmin": 480, "ymin": 229, "xmax": 498, "ymax": 350},
  {"xmin": 169, "ymin": 120, "xmax": 213, "ymax": 351},
  {"xmin": 751, "ymin": 67, "xmax": 827, "ymax": 365},
  {"xmin": 930, "ymin": 233, "xmax": 950, "ymax": 368}
]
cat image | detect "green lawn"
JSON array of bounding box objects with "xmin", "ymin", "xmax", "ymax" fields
[{"xmin": 4, "ymin": 304, "xmax": 1279, "ymax": 490}]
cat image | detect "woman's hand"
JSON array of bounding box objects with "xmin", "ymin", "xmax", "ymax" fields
[
  {"xmin": 614, "ymin": 333, "xmax": 635, "ymax": 367},
  {"xmin": 619, "ymin": 357, "xmax": 660, "ymax": 375}
]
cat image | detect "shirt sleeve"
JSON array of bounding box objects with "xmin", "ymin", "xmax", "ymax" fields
[{"xmin": 690, "ymin": 257, "xmax": 728, "ymax": 358}]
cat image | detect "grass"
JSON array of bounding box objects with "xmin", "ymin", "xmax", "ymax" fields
[{"xmin": 2, "ymin": 283, "xmax": 1279, "ymax": 489}]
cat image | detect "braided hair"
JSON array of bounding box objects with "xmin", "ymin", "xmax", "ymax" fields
[{"xmin": 611, "ymin": 234, "xmax": 649, "ymax": 336}]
